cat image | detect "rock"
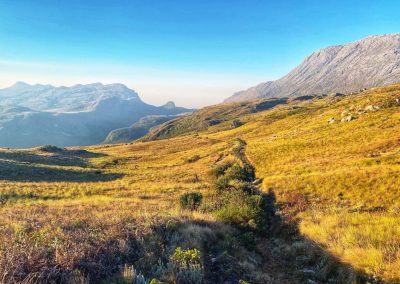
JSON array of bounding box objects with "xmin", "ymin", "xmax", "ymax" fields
[
  {"xmin": 341, "ymin": 110, "xmax": 348, "ymax": 117},
  {"xmin": 341, "ymin": 115, "xmax": 354, "ymax": 122},
  {"xmin": 365, "ymin": 105, "xmax": 380, "ymax": 111},
  {"xmin": 328, "ymin": 117, "xmax": 336, "ymax": 124}
]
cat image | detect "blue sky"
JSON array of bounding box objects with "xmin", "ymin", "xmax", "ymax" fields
[{"xmin": 0, "ymin": 0, "xmax": 399, "ymax": 107}]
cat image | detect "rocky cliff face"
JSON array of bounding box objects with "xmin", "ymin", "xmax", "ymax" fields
[{"xmin": 226, "ymin": 34, "xmax": 400, "ymax": 102}]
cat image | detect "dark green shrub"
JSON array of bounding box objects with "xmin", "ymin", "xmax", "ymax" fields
[
  {"xmin": 215, "ymin": 190, "xmax": 265, "ymax": 231},
  {"xmin": 224, "ymin": 163, "xmax": 254, "ymax": 182},
  {"xmin": 38, "ymin": 145, "xmax": 64, "ymax": 153},
  {"xmin": 214, "ymin": 176, "xmax": 230, "ymax": 191},
  {"xmin": 228, "ymin": 179, "xmax": 252, "ymax": 192},
  {"xmin": 238, "ymin": 232, "xmax": 256, "ymax": 250},
  {"xmin": 186, "ymin": 155, "xmax": 200, "ymax": 163},
  {"xmin": 243, "ymin": 164, "xmax": 255, "ymax": 181},
  {"xmin": 179, "ymin": 192, "xmax": 203, "ymax": 210},
  {"xmin": 209, "ymin": 160, "xmax": 234, "ymax": 178}
]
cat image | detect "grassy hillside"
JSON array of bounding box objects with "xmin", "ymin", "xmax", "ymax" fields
[
  {"xmin": 1, "ymin": 85, "xmax": 400, "ymax": 283},
  {"xmin": 143, "ymin": 98, "xmax": 288, "ymax": 141},
  {"xmin": 103, "ymin": 115, "xmax": 180, "ymax": 144}
]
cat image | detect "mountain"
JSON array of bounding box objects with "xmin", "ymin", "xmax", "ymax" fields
[
  {"xmin": 226, "ymin": 34, "xmax": 400, "ymax": 102},
  {"xmin": 0, "ymin": 82, "xmax": 193, "ymax": 148},
  {"xmin": 103, "ymin": 115, "xmax": 182, "ymax": 144}
]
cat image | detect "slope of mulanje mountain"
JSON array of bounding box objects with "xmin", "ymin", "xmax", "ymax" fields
[
  {"xmin": 1, "ymin": 84, "xmax": 400, "ymax": 283},
  {"xmin": 0, "ymin": 82, "xmax": 192, "ymax": 148},
  {"xmin": 142, "ymin": 97, "xmax": 288, "ymax": 141},
  {"xmin": 226, "ymin": 34, "xmax": 400, "ymax": 102}
]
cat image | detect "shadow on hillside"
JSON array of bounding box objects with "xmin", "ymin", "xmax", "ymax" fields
[
  {"xmin": 0, "ymin": 160, "xmax": 123, "ymax": 182},
  {"xmin": 0, "ymin": 149, "xmax": 106, "ymax": 168},
  {"xmin": 254, "ymin": 98, "xmax": 288, "ymax": 112},
  {"xmin": 260, "ymin": 189, "xmax": 383, "ymax": 284}
]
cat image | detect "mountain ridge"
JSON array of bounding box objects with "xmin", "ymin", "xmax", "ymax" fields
[
  {"xmin": 226, "ymin": 33, "xmax": 400, "ymax": 102},
  {"xmin": 0, "ymin": 82, "xmax": 193, "ymax": 147}
]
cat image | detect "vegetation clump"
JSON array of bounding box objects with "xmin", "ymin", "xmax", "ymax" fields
[
  {"xmin": 37, "ymin": 144, "xmax": 64, "ymax": 153},
  {"xmin": 169, "ymin": 247, "xmax": 203, "ymax": 284},
  {"xmin": 215, "ymin": 190, "xmax": 265, "ymax": 231},
  {"xmin": 186, "ymin": 154, "xmax": 200, "ymax": 163},
  {"xmin": 179, "ymin": 192, "xmax": 203, "ymax": 210}
]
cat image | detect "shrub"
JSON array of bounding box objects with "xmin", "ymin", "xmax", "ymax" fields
[
  {"xmin": 170, "ymin": 247, "xmax": 203, "ymax": 284},
  {"xmin": 224, "ymin": 163, "xmax": 247, "ymax": 181},
  {"xmin": 215, "ymin": 191, "xmax": 265, "ymax": 231},
  {"xmin": 238, "ymin": 232, "xmax": 256, "ymax": 250},
  {"xmin": 38, "ymin": 145, "xmax": 64, "ymax": 153},
  {"xmin": 171, "ymin": 247, "xmax": 202, "ymax": 268},
  {"xmin": 214, "ymin": 176, "xmax": 230, "ymax": 191},
  {"xmin": 186, "ymin": 155, "xmax": 200, "ymax": 163},
  {"xmin": 209, "ymin": 160, "xmax": 234, "ymax": 178},
  {"xmin": 179, "ymin": 192, "xmax": 203, "ymax": 210},
  {"xmin": 224, "ymin": 163, "xmax": 255, "ymax": 182},
  {"xmin": 228, "ymin": 179, "xmax": 253, "ymax": 193}
]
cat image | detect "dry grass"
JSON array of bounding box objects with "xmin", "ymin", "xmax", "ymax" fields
[
  {"xmin": 236, "ymin": 85, "xmax": 400, "ymax": 283},
  {"xmin": 1, "ymin": 84, "xmax": 400, "ymax": 283}
]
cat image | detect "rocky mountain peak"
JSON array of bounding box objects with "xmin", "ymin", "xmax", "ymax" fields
[{"xmin": 226, "ymin": 33, "xmax": 400, "ymax": 102}]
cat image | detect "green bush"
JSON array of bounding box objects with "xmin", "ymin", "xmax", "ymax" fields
[
  {"xmin": 209, "ymin": 160, "xmax": 234, "ymax": 178},
  {"xmin": 224, "ymin": 163, "xmax": 248, "ymax": 181},
  {"xmin": 214, "ymin": 190, "xmax": 265, "ymax": 231},
  {"xmin": 179, "ymin": 192, "xmax": 203, "ymax": 210},
  {"xmin": 214, "ymin": 176, "xmax": 230, "ymax": 191},
  {"xmin": 224, "ymin": 163, "xmax": 255, "ymax": 182},
  {"xmin": 227, "ymin": 179, "xmax": 252, "ymax": 192},
  {"xmin": 171, "ymin": 247, "xmax": 202, "ymax": 268},
  {"xmin": 170, "ymin": 247, "xmax": 203, "ymax": 284},
  {"xmin": 38, "ymin": 145, "xmax": 64, "ymax": 153}
]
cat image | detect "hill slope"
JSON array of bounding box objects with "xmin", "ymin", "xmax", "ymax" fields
[
  {"xmin": 226, "ymin": 34, "xmax": 400, "ymax": 102},
  {"xmin": 103, "ymin": 115, "xmax": 182, "ymax": 144},
  {"xmin": 0, "ymin": 84, "xmax": 400, "ymax": 283},
  {"xmin": 143, "ymin": 98, "xmax": 288, "ymax": 141}
]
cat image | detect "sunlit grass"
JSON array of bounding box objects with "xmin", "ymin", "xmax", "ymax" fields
[{"xmin": 1, "ymin": 84, "xmax": 400, "ymax": 282}]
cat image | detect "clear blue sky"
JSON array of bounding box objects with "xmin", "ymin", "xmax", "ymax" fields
[{"xmin": 0, "ymin": 0, "xmax": 399, "ymax": 107}]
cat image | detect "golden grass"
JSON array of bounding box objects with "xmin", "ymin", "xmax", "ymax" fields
[
  {"xmin": 234, "ymin": 85, "xmax": 400, "ymax": 282},
  {"xmin": 1, "ymin": 84, "xmax": 400, "ymax": 282}
]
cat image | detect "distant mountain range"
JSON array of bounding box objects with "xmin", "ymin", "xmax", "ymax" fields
[
  {"xmin": 0, "ymin": 82, "xmax": 192, "ymax": 148},
  {"xmin": 226, "ymin": 34, "xmax": 400, "ymax": 102}
]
